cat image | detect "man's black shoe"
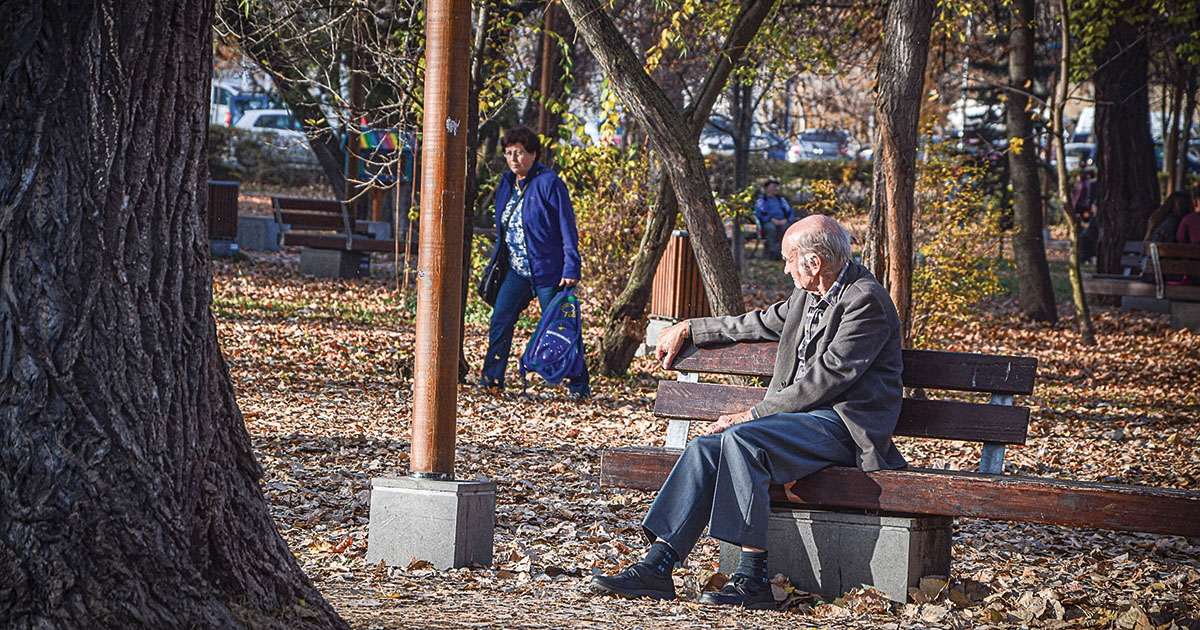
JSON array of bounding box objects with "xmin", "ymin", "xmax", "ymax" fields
[
  {"xmin": 697, "ymin": 573, "xmax": 775, "ymax": 609},
  {"xmin": 589, "ymin": 563, "xmax": 676, "ymax": 600}
]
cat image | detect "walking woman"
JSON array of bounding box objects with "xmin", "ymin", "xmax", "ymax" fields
[{"xmin": 479, "ymin": 127, "xmax": 591, "ymax": 400}]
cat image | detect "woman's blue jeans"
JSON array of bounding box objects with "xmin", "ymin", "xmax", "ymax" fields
[{"xmin": 480, "ymin": 269, "xmax": 590, "ymax": 395}]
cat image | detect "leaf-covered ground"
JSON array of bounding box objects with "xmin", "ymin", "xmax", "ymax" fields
[{"xmin": 213, "ymin": 248, "xmax": 1199, "ymax": 629}]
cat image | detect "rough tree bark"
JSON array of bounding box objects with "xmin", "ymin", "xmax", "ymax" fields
[
  {"xmin": 593, "ymin": 0, "xmax": 776, "ymax": 375},
  {"xmin": 1094, "ymin": 12, "xmax": 1159, "ymax": 275},
  {"xmin": 561, "ymin": 0, "xmax": 747, "ymax": 319},
  {"xmin": 865, "ymin": 0, "xmax": 935, "ymax": 342},
  {"xmin": 0, "ymin": 2, "xmax": 346, "ymax": 628},
  {"xmin": 1006, "ymin": 0, "xmax": 1057, "ymax": 322}
]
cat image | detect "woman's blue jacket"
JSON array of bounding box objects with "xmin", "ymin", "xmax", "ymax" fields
[{"xmin": 490, "ymin": 162, "xmax": 582, "ymax": 290}]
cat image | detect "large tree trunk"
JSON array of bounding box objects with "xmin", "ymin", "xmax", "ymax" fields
[
  {"xmin": 1007, "ymin": 0, "xmax": 1057, "ymax": 322},
  {"xmin": 866, "ymin": 0, "xmax": 934, "ymax": 342},
  {"xmin": 1094, "ymin": 13, "xmax": 1158, "ymax": 275},
  {"xmin": 593, "ymin": 0, "xmax": 776, "ymax": 375},
  {"xmin": 561, "ymin": 0, "xmax": 746, "ymax": 318},
  {"xmin": 0, "ymin": 3, "xmax": 345, "ymax": 628}
]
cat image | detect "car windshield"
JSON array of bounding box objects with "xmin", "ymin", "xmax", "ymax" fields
[{"xmin": 255, "ymin": 115, "xmax": 303, "ymax": 131}]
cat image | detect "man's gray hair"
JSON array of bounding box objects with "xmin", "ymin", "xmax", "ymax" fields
[{"xmin": 787, "ymin": 215, "xmax": 852, "ymax": 269}]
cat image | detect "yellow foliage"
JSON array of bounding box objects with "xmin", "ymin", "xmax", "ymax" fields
[{"xmin": 909, "ymin": 143, "xmax": 1007, "ymax": 348}]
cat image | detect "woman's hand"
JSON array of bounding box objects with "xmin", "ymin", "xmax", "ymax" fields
[{"xmin": 559, "ymin": 277, "xmax": 579, "ymax": 288}]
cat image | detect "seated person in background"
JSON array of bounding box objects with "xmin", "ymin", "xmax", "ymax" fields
[
  {"xmin": 1145, "ymin": 191, "xmax": 1191, "ymax": 243},
  {"xmin": 1178, "ymin": 192, "xmax": 1200, "ymax": 245},
  {"xmin": 589, "ymin": 215, "xmax": 906, "ymax": 609},
  {"xmin": 753, "ymin": 180, "xmax": 801, "ymax": 260}
]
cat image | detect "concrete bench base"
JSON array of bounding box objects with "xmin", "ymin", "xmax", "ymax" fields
[
  {"xmin": 1172, "ymin": 301, "xmax": 1200, "ymax": 332},
  {"xmin": 366, "ymin": 476, "xmax": 495, "ymax": 569},
  {"xmin": 299, "ymin": 247, "xmax": 368, "ymax": 278},
  {"xmin": 718, "ymin": 509, "xmax": 952, "ymax": 602},
  {"xmin": 237, "ymin": 215, "xmax": 281, "ymax": 251}
]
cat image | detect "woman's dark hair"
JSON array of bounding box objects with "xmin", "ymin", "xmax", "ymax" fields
[
  {"xmin": 764, "ymin": 179, "xmax": 781, "ymax": 188},
  {"xmin": 501, "ymin": 127, "xmax": 541, "ymax": 160}
]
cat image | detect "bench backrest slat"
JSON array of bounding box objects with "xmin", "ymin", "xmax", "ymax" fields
[
  {"xmin": 654, "ymin": 381, "xmax": 1030, "ymax": 445},
  {"xmin": 669, "ymin": 342, "xmax": 1037, "ymax": 396},
  {"xmin": 273, "ymin": 196, "xmax": 345, "ymax": 213}
]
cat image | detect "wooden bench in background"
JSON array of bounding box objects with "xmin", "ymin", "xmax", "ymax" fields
[
  {"xmin": 601, "ymin": 341, "xmax": 1200, "ymax": 602},
  {"xmin": 1084, "ymin": 241, "xmax": 1200, "ymax": 331},
  {"xmin": 272, "ymin": 196, "xmax": 399, "ymax": 278}
]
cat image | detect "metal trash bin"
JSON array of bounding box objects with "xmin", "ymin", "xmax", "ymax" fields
[{"xmin": 650, "ymin": 230, "xmax": 710, "ymax": 320}]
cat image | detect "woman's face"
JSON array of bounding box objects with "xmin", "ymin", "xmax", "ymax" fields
[{"xmin": 504, "ymin": 143, "xmax": 536, "ymax": 179}]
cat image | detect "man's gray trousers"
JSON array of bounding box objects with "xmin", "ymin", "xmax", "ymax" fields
[{"xmin": 641, "ymin": 409, "xmax": 858, "ymax": 556}]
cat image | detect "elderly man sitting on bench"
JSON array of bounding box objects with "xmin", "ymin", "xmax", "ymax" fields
[{"xmin": 589, "ymin": 215, "xmax": 907, "ymax": 609}]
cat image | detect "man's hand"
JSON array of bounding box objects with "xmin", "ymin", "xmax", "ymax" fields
[
  {"xmin": 559, "ymin": 277, "xmax": 579, "ymax": 288},
  {"xmin": 655, "ymin": 320, "xmax": 690, "ymax": 369},
  {"xmin": 705, "ymin": 409, "xmax": 754, "ymax": 435}
]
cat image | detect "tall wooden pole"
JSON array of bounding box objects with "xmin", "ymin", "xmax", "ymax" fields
[{"xmin": 410, "ymin": 0, "xmax": 471, "ymax": 479}]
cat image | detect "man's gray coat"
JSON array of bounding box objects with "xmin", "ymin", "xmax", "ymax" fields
[{"xmin": 689, "ymin": 262, "xmax": 907, "ymax": 472}]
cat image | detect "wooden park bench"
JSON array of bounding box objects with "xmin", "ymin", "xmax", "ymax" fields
[
  {"xmin": 1083, "ymin": 241, "xmax": 1200, "ymax": 331},
  {"xmin": 272, "ymin": 196, "xmax": 399, "ymax": 278},
  {"xmin": 600, "ymin": 341, "xmax": 1200, "ymax": 601}
]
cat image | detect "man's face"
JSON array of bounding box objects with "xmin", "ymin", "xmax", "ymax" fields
[
  {"xmin": 782, "ymin": 242, "xmax": 819, "ymax": 292},
  {"xmin": 765, "ymin": 183, "xmax": 779, "ymax": 197}
]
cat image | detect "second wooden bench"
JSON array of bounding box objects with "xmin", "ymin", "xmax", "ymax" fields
[{"xmin": 272, "ymin": 196, "xmax": 400, "ymax": 278}]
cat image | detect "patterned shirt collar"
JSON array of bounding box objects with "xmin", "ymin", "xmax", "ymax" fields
[{"xmin": 809, "ymin": 262, "xmax": 850, "ymax": 307}]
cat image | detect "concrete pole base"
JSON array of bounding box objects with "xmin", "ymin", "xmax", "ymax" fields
[
  {"xmin": 718, "ymin": 509, "xmax": 952, "ymax": 603},
  {"xmin": 366, "ymin": 476, "xmax": 495, "ymax": 569}
]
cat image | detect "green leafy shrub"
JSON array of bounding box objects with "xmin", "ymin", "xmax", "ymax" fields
[{"xmin": 554, "ymin": 142, "xmax": 655, "ymax": 321}]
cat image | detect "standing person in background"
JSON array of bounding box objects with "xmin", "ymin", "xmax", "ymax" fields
[
  {"xmin": 479, "ymin": 127, "xmax": 591, "ymax": 401},
  {"xmin": 1071, "ymin": 169, "xmax": 1097, "ymax": 225},
  {"xmin": 754, "ymin": 180, "xmax": 801, "ymax": 260},
  {"xmin": 1177, "ymin": 192, "xmax": 1200, "ymax": 245}
]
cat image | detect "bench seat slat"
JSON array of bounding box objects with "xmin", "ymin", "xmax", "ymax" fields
[
  {"xmin": 669, "ymin": 344, "xmax": 1036, "ymax": 395},
  {"xmin": 600, "ymin": 447, "xmax": 1200, "ymax": 538},
  {"xmin": 285, "ymin": 234, "xmax": 396, "ymax": 252},
  {"xmin": 653, "ymin": 381, "xmax": 1030, "ymax": 445},
  {"xmin": 1084, "ymin": 278, "xmax": 1200, "ymax": 301},
  {"xmin": 278, "ymin": 212, "xmax": 347, "ymax": 230}
]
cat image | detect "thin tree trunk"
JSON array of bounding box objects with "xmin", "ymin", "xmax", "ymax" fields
[
  {"xmin": 1052, "ymin": 0, "xmax": 1096, "ymax": 345},
  {"xmin": 0, "ymin": 2, "xmax": 346, "ymax": 627},
  {"xmin": 1007, "ymin": 0, "xmax": 1057, "ymax": 322},
  {"xmin": 1176, "ymin": 67, "xmax": 1197, "ymax": 193},
  {"xmin": 867, "ymin": 0, "xmax": 935, "ymax": 343},
  {"xmin": 593, "ymin": 0, "xmax": 776, "ymax": 374},
  {"xmin": 1094, "ymin": 10, "xmax": 1159, "ymax": 275},
  {"xmin": 1165, "ymin": 61, "xmax": 1186, "ymax": 194},
  {"xmin": 561, "ymin": 0, "xmax": 747, "ymax": 319}
]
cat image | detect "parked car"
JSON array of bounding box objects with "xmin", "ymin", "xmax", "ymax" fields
[
  {"xmin": 210, "ymin": 81, "xmax": 240, "ymax": 126},
  {"xmin": 228, "ymin": 93, "xmax": 287, "ymax": 126},
  {"xmin": 1064, "ymin": 142, "xmax": 1095, "ymax": 172},
  {"xmin": 231, "ymin": 109, "xmax": 317, "ymax": 166},
  {"xmin": 788, "ymin": 129, "xmax": 850, "ymax": 162}
]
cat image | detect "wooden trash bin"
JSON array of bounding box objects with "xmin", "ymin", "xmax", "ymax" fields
[
  {"xmin": 207, "ymin": 181, "xmax": 240, "ymax": 241},
  {"xmin": 650, "ymin": 230, "xmax": 710, "ymax": 320}
]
